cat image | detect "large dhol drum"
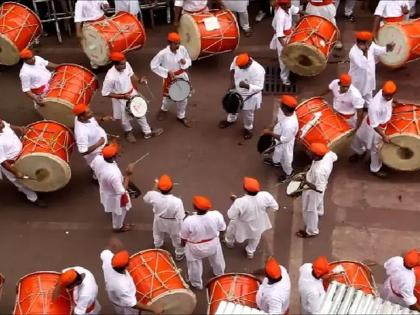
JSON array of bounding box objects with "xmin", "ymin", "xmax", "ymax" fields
[
  {"xmin": 380, "ymin": 103, "xmax": 420, "ymax": 171},
  {"xmin": 128, "ymin": 249, "xmax": 196, "ymax": 314},
  {"xmin": 377, "ymin": 19, "xmax": 420, "ymax": 68},
  {"xmin": 0, "ymin": 2, "xmax": 42, "ymax": 65},
  {"xmin": 40, "ymin": 64, "xmax": 98, "ymax": 127},
  {"xmin": 296, "ymin": 97, "xmax": 352, "ymax": 152},
  {"xmin": 206, "ymin": 273, "xmax": 260, "ymax": 315},
  {"xmin": 324, "ymin": 261, "xmax": 377, "ymax": 296},
  {"xmin": 282, "ymin": 15, "xmax": 338, "ymax": 76},
  {"xmin": 178, "ymin": 10, "xmax": 239, "ymax": 60},
  {"xmin": 415, "ymin": 266, "xmax": 420, "ymax": 303},
  {"xmin": 15, "ymin": 121, "xmax": 74, "ymax": 192},
  {"xmin": 82, "ymin": 11, "xmax": 146, "ymax": 66},
  {"xmin": 14, "ymin": 271, "xmax": 72, "ymax": 315}
]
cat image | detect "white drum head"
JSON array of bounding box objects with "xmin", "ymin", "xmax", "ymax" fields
[
  {"xmin": 282, "ymin": 43, "xmax": 327, "ymax": 77},
  {"xmin": 129, "ymin": 96, "xmax": 148, "ymax": 118},
  {"xmin": 82, "ymin": 24, "xmax": 110, "ymax": 66},
  {"xmin": 0, "ymin": 35, "xmax": 20, "ymax": 65},
  {"xmin": 380, "ymin": 135, "xmax": 420, "ymax": 171},
  {"xmin": 178, "ymin": 14, "xmax": 201, "ymax": 60},
  {"xmin": 168, "ymin": 79, "xmax": 191, "ymax": 102},
  {"xmin": 37, "ymin": 99, "xmax": 75, "ymax": 128},
  {"xmin": 286, "ymin": 180, "xmax": 302, "ymax": 196},
  {"xmin": 378, "ymin": 24, "xmax": 409, "ymax": 68},
  {"xmin": 15, "ymin": 153, "xmax": 71, "ymax": 192},
  {"xmin": 147, "ymin": 289, "xmax": 196, "ymax": 314}
]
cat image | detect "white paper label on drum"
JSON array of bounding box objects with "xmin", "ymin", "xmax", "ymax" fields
[
  {"xmin": 203, "ymin": 17, "xmax": 220, "ymax": 31},
  {"xmin": 320, "ymin": 39, "xmax": 326, "ymax": 47}
]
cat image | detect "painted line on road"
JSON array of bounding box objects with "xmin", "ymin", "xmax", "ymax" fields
[{"xmin": 23, "ymin": 221, "xmax": 153, "ymax": 232}]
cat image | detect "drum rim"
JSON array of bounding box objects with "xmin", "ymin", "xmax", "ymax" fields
[
  {"xmin": 168, "ymin": 78, "xmax": 192, "ymax": 102},
  {"xmin": 206, "ymin": 272, "xmax": 261, "ymax": 289},
  {"xmin": 1, "ymin": 2, "xmax": 43, "ymax": 33},
  {"xmin": 129, "ymin": 248, "xmax": 172, "ymax": 259},
  {"xmin": 55, "ymin": 63, "xmax": 98, "ymax": 80},
  {"xmin": 378, "ymin": 24, "xmax": 410, "ymax": 68},
  {"xmin": 147, "ymin": 288, "xmax": 197, "ymax": 309},
  {"xmin": 286, "ymin": 180, "xmax": 303, "ymax": 196},
  {"xmin": 179, "ymin": 14, "xmax": 202, "ymax": 60},
  {"xmin": 379, "ymin": 133, "xmax": 420, "ymax": 171},
  {"xmin": 82, "ymin": 24, "xmax": 110, "ymax": 66},
  {"xmin": 282, "ymin": 42, "xmax": 328, "ymax": 77},
  {"xmin": 128, "ymin": 95, "xmax": 148, "ymax": 118},
  {"xmin": 0, "ymin": 35, "xmax": 20, "ymax": 65},
  {"xmin": 25, "ymin": 120, "xmax": 75, "ymax": 137}
]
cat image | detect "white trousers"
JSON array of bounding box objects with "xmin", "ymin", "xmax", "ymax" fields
[
  {"xmin": 237, "ymin": 11, "xmax": 251, "ymax": 30},
  {"xmin": 154, "ymin": 228, "xmax": 185, "ymax": 256},
  {"xmin": 224, "ymin": 222, "xmax": 261, "ymax": 255},
  {"xmin": 161, "ymin": 97, "xmax": 188, "ymax": 119},
  {"xmin": 306, "ymin": 3, "xmax": 337, "ymax": 25},
  {"xmin": 380, "ymin": 278, "xmax": 410, "ymax": 308},
  {"xmin": 121, "ymin": 115, "xmax": 152, "ymax": 135},
  {"xmin": 112, "ymin": 208, "xmax": 128, "ymax": 229},
  {"xmin": 272, "ymin": 143, "xmax": 294, "ymax": 175},
  {"xmin": 361, "ymin": 92, "xmax": 373, "ymax": 108},
  {"xmin": 0, "ymin": 167, "xmax": 38, "ymax": 202},
  {"xmin": 227, "ymin": 109, "xmax": 255, "ymax": 130},
  {"xmin": 302, "ymin": 189, "xmax": 325, "ymax": 235},
  {"xmin": 335, "ymin": 0, "xmax": 356, "ymax": 16},
  {"xmin": 351, "ymin": 121, "xmax": 382, "ymax": 172},
  {"xmin": 277, "ymin": 47, "xmax": 290, "ymax": 84}
]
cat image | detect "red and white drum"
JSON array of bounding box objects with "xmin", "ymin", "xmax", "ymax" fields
[
  {"xmin": 40, "ymin": 64, "xmax": 98, "ymax": 127},
  {"xmin": 414, "ymin": 266, "xmax": 420, "ymax": 303},
  {"xmin": 15, "ymin": 121, "xmax": 74, "ymax": 192},
  {"xmin": 282, "ymin": 15, "xmax": 338, "ymax": 76},
  {"xmin": 14, "ymin": 271, "xmax": 72, "ymax": 315},
  {"xmin": 378, "ymin": 19, "xmax": 420, "ymax": 68},
  {"xmin": 296, "ymin": 97, "xmax": 353, "ymax": 152},
  {"xmin": 82, "ymin": 11, "xmax": 146, "ymax": 66},
  {"xmin": 0, "ymin": 2, "xmax": 42, "ymax": 65},
  {"xmin": 323, "ymin": 260, "xmax": 377, "ymax": 296},
  {"xmin": 206, "ymin": 273, "xmax": 260, "ymax": 315},
  {"xmin": 178, "ymin": 10, "xmax": 240, "ymax": 60},
  {"xmin": 380, "ymin": 103, "xmax": 420, "ymax": 171},
  {"xmin": 128, "ymin": 249, "xmax": 196, "ymax": 314}
]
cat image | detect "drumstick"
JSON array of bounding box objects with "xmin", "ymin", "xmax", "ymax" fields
[
  {"xmin": 143, "ymin": 82, "xmax": 156, "ymax": 100},
  {"xmin": 106, "ymin": 133, "xmax": 120, "ymax": 139},
  {"xmin": 131, "ymin": 152, "xmax": 150, "ymax": 166}
]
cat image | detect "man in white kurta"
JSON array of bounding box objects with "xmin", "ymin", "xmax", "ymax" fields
[
  {"xmin": 222, "ymin": 0, "xmax": 251, "ymax": 36},
  {"xmin": 143, "ymin": 174, "xmax": 186, "ymax": 261},
  {"xmin": 114, "ymin": 0, "xmax": 140, "ymax": 16},
  {"xmin": 219, "ymin": 53, "xmax": 265, "ymax": 139},
  {"xmin": 150, "ymin": 32, "xmax": 192, "ymax": 127},
  {"xmin": 180, "ymin": 196, "xmax": 226, "ymax": 290},
  {"xmin": 297, "ymin": 143, "xmax": 337, "ymax": 238},
  {"xmin": 173, "ymin": 0, "xmax": 223, "ymax": 26},
  {"xmin": 270, "ymin": 1, "xmax": 300, "ymax": 86},
  {"xmin": 224, "ymin": 177, "xmax": 279, "ymax": 259},
  {"xmin": 373, "ymin": 0, "xmax": 410, "ymax": 36},
  {"xmin": 350, "ymin": 81, "xmax": 396, "ymax": 177}
]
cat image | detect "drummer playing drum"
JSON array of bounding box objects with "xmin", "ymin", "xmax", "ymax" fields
[{"xmin": 173, "ymin": 0, "xmax": 224, "ymax": 27}]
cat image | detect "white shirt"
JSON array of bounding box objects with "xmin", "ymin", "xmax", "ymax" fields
[
  {"xmin": 270, "ymin": 6, "xmax": 299, "ymax": 51},
  {"xmin": 0, "ymin": 122, "xmax": 22, "ymax": 163},
  {"xmin": 74, "ymin": 0, "xmax": 108, "ymax": 23},
  {"xmin": 62, "ymin": 266, "xmax": 98, "ymax": 315},
  {"xmin": 143, "ymin": 191, "xmax": 185, "ymax": 220},
  {"xmin": 374, "ymin": 0, "xmax": 409, "ymax": 17},
  {"xmin": 328, "ymin": 79, "xmax": 364, "ymax": 115},
  {"xmin": 274, "ymin": 110, "xmax": 299, "ymax": 144},
  {"xmin": 114, "ymin": 0, "xmax": 140, "ymax": 15},
  {"xmin": 150, "ymin": 46, "xmax": 191, "ymax": 80},
  {"xmin": 102, "ymin": 63, "xmax": 135, "ymax": 96},
  {"xmin": 306, "ymin": 151, "xmax": 338, "ymax": 192},
  {"xmin": 298, "ymin": 263, "xmax": 325, "ymax": 314},
  {"xmin": 74, "ymin": 117, "xmax": 107, "ymax": 160},
  {"xmin": 256, "ymin": 266, "xmax": 291, "ymax": 314},
  {"xmin": 180, "ymin": 211, "xmax": 226, "ymax": 243},
  {"xmin": 19, "ymin": 56, "xmax": 52, "ymax": 93},
  {"xmin": 174, "ymin": 0, "xmax": 207, "ymax": 12},
  {"xmin": 100, "ymin": 250, "xmax": 137, "ymax": 308},
  {"xmin": 368, "ymin": 90, "xmax": 393, "ymax": 128}
]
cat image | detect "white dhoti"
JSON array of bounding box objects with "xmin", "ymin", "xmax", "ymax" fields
[
  {"xmin": 270, "ymin": 38, "xmax": 289, "ymax": 84},
  {"xmin": 0, "ymin": 167, "xmax": 37, "ymax": 202},
  {"xmin": 224, "ymin": 220, "xmax": 261, "ymax": 255},
  {"xmin": 306, "ymin": 3, "xmax": 337, "ymax": 25},
  {"xmin": 380, "ymin": 278, "xmax": 409, "ymax": 307},
  {"xmin": 161, "ymin": 97, "xmax": 188, "ymax": 120},
  {"xmin": 302, "ymin": 189, "xmax": 324, "ymax": 235},
  {"xmin": 112, "ymin": 207, "xmax": 129, "ymax": 229},
  {"xmin": 272, "ymin": 141, "xmax": 294, "ymax": 175},
  {"xmin": 153, "ymin": 217, "xmax": 185, "ymax": 256},
  {"xmin": 227, "ymin": 109, "xmax": 255, "ymax": 130}
]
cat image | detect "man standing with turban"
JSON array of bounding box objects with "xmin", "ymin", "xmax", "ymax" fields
[
  {"xmin": 143, "ymin": 174, "xmax": 186, "ymax": 261},
  {"xmin": 224, "ymin": 177, "xmax": 279, "ymax": 259},
  {"xmin": 150, "ymin": 32, "xmax": 192, "ymax": 128},
  {"xmin": 219, "ymin": 53, "xmax": 265, "ymax": 140},
  {"xmin": 180, "ymin": 196, "xmax": 226, "ymax": 290}
]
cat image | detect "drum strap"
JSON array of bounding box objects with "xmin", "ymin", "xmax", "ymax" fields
[
  {"xmin": 384, "ymin": 16, "xmax": 404, "ymax": 23},
  {"xmin": 339, "ymin": 113, "xmax": 355, "ymax": 119},
  {"xmin": 390, "ymin": 282, "xmax": 403, "ymax": 298},
  {"xmin": 159, "ymin": 216, "xmax": 177, "ymax": 220},
  {"xmin": 309, "ymin": 0, "xmax": 333, "ymax": 6},
  {"xmin": 86, "ymin": 301, "xmax": 96, "ymax": 313},
  {"xmin": 183, "ymin": 6, "xmax": 208, "ymax": 14},
  {"xmin": 30, "ymin": 84, "xmax": 48, "ymax": 95},
  {"xmin": 187, "ymin": 238, "xmax": 215, "ymax": 244}
]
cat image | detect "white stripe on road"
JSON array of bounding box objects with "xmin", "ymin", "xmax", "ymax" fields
[{"xmin": 24, "ymin": 221, "xmax": 153, "ymax": 231}]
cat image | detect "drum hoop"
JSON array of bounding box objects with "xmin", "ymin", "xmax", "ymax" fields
[
  {"xmin": 284, "ymin": 42, "xmax": 328, "ymax": 62},
  {"xmin": 168, "ymin": 79, "xmax": 192, "ymax": 101},
  {"xmin": 127, "ymin": 95, "xmax": 148, "ymax": 118},
  {"xmin": 82, "ymin": 24, "xmax": 111, "ymax": 64},
  {"xmin": 147, "ymin": 288, "xmax": 196, "ymax": 307},
  {"xmin": 378, "ymin": 24, "xmax": 412, "ymax": 67}
]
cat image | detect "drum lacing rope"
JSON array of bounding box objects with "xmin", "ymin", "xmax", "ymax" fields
[
  {"xmin": 0, "ymin": 8, "xmax": 40, "ymax": 42},
  {"xmin": 209, "ymin": 276, "xmax": 258, "ymax": 306},
  {"xmin": 102, "ymin": 18, "xmax": 143, "ymax": 52},
  {"xmin": 329, "ymin": 262, "xmax": 377, "ymax": 295},
  {"xmin": 291, "ymin": 18, "xmax": 337, "ymax": 48},
  {"xmin": 383, "ymin": 105, "xmax": 420, "ymax": 135}
]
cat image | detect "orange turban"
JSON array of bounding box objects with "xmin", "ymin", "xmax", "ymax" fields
[
  {"xmin": 102, "ymin": 143, "xmax": 119, "ymax": 159},
  {"xmin": 339, "ymin": 73, "xmax": 352, "ymax": 86},
  {"xmin": 243, "ymin": 177, "xmax": 261, "ymax": 193},
  {"xmin": 109, "ymin": 52, "xmax": 125, "ymax": 62},
  {"xmin": 265, "ymin": 257, "xmax": 282, "ymax": 280},
  {"xmin": 281, "ymin": 95, "xmax": 298, "ymax": 108},
  {"xmin": 276, "ymin": 0, "xmax": 291, "ymax": 4},
  {"xmin": 59, "ymin": 269, "xmax": 78, "ymax": 287},
  {"xmin": 236, "ymin": 53, "xmax": 250, "ymax": 67},
  {"xmin": 355, "ymin": 31, "xmax": 373, "ymax": 41},
  {"xmin": 312, "ymin": 256, "xmax": 331, "ymax": 278},
  {"xmin": 167, "ymin": 32, "xmax": 181, "ymax": 43},
  {"xmin": 310, "ymin": 142, "xmax": 329, "ymax": 157},
  {"xmin": 72, "ymin": 103, "xmax": 88, "ymax": 116},
  {"xmin": 403, "ymin": 249, "xmax": 419, "ymax": 268},
  {"xmin": 193, "ymin": 195, "xmax": 212, "ymax": 211},
  {"xmin": 112, "ymin": 250, "xmax": 130, "ymax": 268},
  {"xmin": 19, "ymin": 48, "xmax": 33, "ymax": 59},
  {"xmin": 158, "ymin": 174, "xmax": 173, "ymax": 191},
  {"xmin": 383, "ymin": 80, "xmax": 397, "ymax": 95}
]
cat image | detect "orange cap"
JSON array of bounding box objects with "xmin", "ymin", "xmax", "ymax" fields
[
  {"xmin": 277, "ymin": 0, "xmax": 291, "ymax": 4},
  {"xmin": 193, "ymin": 195, "xmax": 212, "ymax": 211},
  {"xmin": 403, "ymin": 249, "xmax": 419, "ymax": 268},
  {"xmin": 339, "ymin": 73, "xmax": 352, "ymax": 86},
  {"xmin": 112, "ymin": 250, "xmax": 130, "ymax": 268},
  {"xmin": 236, "ymin": 53, "xmax": 250, "ymax": 67},
  {"xmin": 265, "ymin": 256, "xmax": 282, "ymax": 279},
  {"xmin": 158, "ymin": 174, "xmax": 173, "ymax": 191},
  {"xmin": 310, "ymin": 142, "xmax": 329, "ymax": 157},
  {"xmin": 72, "ymin": 103, "xmax": 88, "ymax": 116},
  {"xmin": 19, "ymin": 48, "xmax": 33, "ymax": 59},
  {"xmin": 59, "ymin": 269, "xmax": 78, "ymax": 287},
  {"xmin": 281, "ymin": 95, "xmax": 298, "ymax": 108},
  {"xmin": 312, "ymin": 256, "xmax": 331, "ymax": 278},
  {"xmin": 167, "ymin": 32, "xmax": 181, "ymax": 43},
  {"xmin": 109, "ymin": 52, "xmax": 125, "ymax": 62},
  {"xmin": 355, "ymin": 31, "xmax": 373, "ymax": 41},
  {"xmin": 102, "ymin": 143, "xmax": 119, "ymax": 159},
  {"xmin": 383, "ymin": 80, "xmax": 397, "ymax": 95},
  {"xmin": 243, "ymin": 177, "xmax": 261, "ymax": 193}
]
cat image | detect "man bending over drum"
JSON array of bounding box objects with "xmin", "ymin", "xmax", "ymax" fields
[
  {"xmin": 150, "ymin": 32, "xmax": 192, "ymax": 128},
  {"xmin": 173, "ymin": 0, "xmax": 224, "ymax": 27},
  {"xmin": 19, "ymin": 49, "xmax": 58, "ymax": 108},
  {"xmin": 102, "ymin": 52, "xmax": 163, "ymax": 143},
  {"xmin": 219, "ymin": 53, "xmax": 265, "ymax": 140}
]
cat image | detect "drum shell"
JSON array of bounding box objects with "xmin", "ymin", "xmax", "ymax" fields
[
  {"xmin": 206, "ymin": 273, "xmax": 260, "ymax": 315},
  {"xmin": 0, "ymin": 2, "xmax": 42, "ymax": 65}
]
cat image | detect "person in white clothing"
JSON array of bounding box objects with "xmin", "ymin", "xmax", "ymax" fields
[
  {"xmin": 102, "ymin": 52, "xmax": 163, "ymax": 143},
  {"xmin": 296, "ymin": 142, "xmax": 338, "ymax": 238},
  {"xmin": 298, "ymin": 256, "xmax": 331, "ymax": 314},
  {"xmin": 53, "ymin": 267, "xmax": 101, "ymax": 314},
  {"xmin": 0, "ymin": 119, "xmax": 43, "ymax": 207},
  {"xmin": 270, "ymin": 0, "xmax": 300, "ymax": 86},
  {"xmin": 114, "ymin": 0, "xmax": 140, "ymax": 16},
  {"xmin": 335, "ymin": 0, "xmax": 356, "ymax": 21},
  {"xmin": 262, "ymin": 94, "xmax": 299, "ymax": 182},
  {"xmin": 373, "ymin": 1, "xmax": 410, "ymax": 37},
  {"xmin": 348, "ymin": 31, "xmax": 394, "ymax": 107},
  {"xmin": 143, "ymin": 174, "xmax": 186, "ymax": 261},
  {"xmin": 256, "ymin": 256, "xmax": 291, "ymax": 314},
  {"xmin": 222, "ymin": 0, "xmax": 252, "ymax": 36},
  {"xmin": 151, "ymin": 32, "xmax": 192, "ymax": 128},
  {"xmin": 173, "ymin": 0, "xmax": 223, "ymax": 26},
  {"xmin": 381, "ymin": 249, "xmax": 420, "ymax": 311},
  {"xmin": 180, "ymin": 195, "xmax": 226, "ymax": 290},
  {"xmin": 218, "ymin": 53, "xmax": 265, "ymax": 140},
  {"xmin": 350, "ymin": 81, "xmax": 397, "ymax": 177}
]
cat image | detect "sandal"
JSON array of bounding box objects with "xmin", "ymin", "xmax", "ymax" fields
[{"xmin": 296, "ymin": 230, "xmax": 317, "ymax": 238}]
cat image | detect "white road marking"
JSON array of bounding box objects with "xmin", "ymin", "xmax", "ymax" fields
[{"xmin": 23, "ymin": 221, "xmax": 153, "ymax": 231}]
